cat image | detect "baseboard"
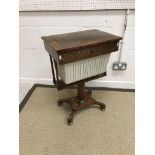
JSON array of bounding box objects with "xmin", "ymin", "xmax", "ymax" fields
[
  {"xmin": 19, "ymin": 78, "xmax": 135, "ymax": 102},
  {"xmin": 87, "ymin": 79, "xmax": 135, "ymax": 89},
  {"xmin": 20, "ymin": 78, "xmax": 135, "ymax": 89},
  {"xmin": 19, "ymin": 82, "xmax": 135, "ymax": 113}
]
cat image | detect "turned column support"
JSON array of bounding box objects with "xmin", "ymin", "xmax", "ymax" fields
[{"xmin": 77, "ymin": 82, "xmax": 85, "ymax": 102}]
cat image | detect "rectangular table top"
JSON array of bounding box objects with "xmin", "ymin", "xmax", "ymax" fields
[{"xmin": 41, "ymin": 29, "xmax": 122, "ymax": 53}]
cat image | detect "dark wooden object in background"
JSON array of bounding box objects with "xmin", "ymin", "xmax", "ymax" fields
[{"xmin": 42, "ymin": 29, "xmax": 122, "ymax": 125}]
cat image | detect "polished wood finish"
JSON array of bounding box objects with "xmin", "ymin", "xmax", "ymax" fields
[
  {"xmin": 58, "ymin": 90, "xmax": 106, "ymax": 125},
  {"xmin": 77, "ymin": 83, "xmax": 85, "ymax": 101},
  {"xmin": 59, "ymin": 42, "xmax": 118, "ymax": 64},
  {"xmin": 41, "ymin": 29, "xmax": 122, "ymax": 125},
  {"xmin": 42, "ymin": 29, "xmax": 121, "ymax": 53},
  {"xmin": 42, "ymin": 29, "xmax": 122, "ymax": 64}
]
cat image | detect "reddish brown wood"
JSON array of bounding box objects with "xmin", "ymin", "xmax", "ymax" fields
[
  {"xmin": 42, "ymin": 29, "xmax": 122, "ymax": 53},
  {"xmin": 58, "ymin": 84, "xmax": 106, "ymax": 125},
  {"xmin": 59, "ymin": 41, "xmax": 118, "ymax": 64},
  {"xmin": 41, "ymin": 29, "xmax": 122, "ymax": 125},
  {"xmin": 77, "ymin": 82, "xmax": 85, "ymax": 101},
  {"xmin": 70, "ymin": 95, "xmax": 96, "ymax": 111},
  {"xmin": 42, "ymin": 29, "xmax": 122, "ymax": 64},
  {"xmin": 58, "ymin": 86, "xmax": 105, "ymax": 111},
  {"xmin": 44, "ymin": 42, "xmax": 59, "ymax": 62}
]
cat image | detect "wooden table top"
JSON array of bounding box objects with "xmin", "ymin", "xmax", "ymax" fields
[{"xmin": 41, "ymin": 29, "xmax": 122, "ymax": 53}]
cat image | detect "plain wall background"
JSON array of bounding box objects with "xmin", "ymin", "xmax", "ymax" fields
[{"xmin": 19, "ymin": 10, "xmax": 135, "ymax": 102}]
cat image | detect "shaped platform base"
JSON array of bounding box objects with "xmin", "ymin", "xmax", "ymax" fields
[{"xmin": 58, "ymin": 87, "xmax": 106, "ymax": 125}]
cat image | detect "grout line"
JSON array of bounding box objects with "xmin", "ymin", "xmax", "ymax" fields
[
  {"xmin": 19, "ymin": 26, "xmax": 135, "ymax": 28},
  {"xmin": 19, "ymin": 9, "xmax": 135, "ymax": 13}
]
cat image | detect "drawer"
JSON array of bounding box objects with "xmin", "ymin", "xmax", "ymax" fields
[{"xmin": 59, "ymin": 41, "xmax": 118, "ymax": 64}]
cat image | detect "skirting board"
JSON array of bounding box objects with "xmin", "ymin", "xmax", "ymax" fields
[
  {"xmin": 20, "ymin": 78, "xmax": 135, "ymax": 89},
  {"xmin": 19, "ymin": 82, "xmax": 135, "ymax": 112},
  {"xmin": 19, "ymin": 78, "xmax": 135, "ymax": 103}
]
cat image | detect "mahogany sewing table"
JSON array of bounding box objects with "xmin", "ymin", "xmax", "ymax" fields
[{"xmin": 42, "ymin": 29, "xmax": 122, "ymax": 125}]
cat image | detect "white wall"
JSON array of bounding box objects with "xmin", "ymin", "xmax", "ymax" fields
[{"xmin": 19, "ymin": 10, "xmax": 135, "ymax": 102}]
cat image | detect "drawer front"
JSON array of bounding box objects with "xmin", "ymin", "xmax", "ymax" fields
[{"xmin": 59, "ymin": 41, "xmax": 118, "ymax": 64}]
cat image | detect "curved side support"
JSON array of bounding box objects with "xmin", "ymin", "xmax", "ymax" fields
[
  {"xmin": 67, "ymin": 110, "xmax": 75, "ymax": 125},
  {"xmin": 95, "ymin": 101, "xmax": 106, "ymax": 111}
]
